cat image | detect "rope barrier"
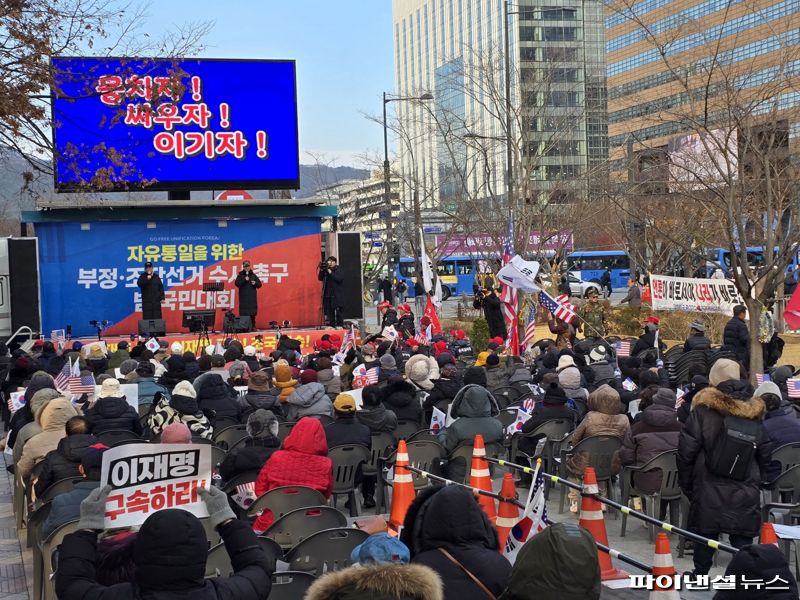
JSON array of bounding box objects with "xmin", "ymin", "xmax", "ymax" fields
[
  {"xmin": 402, "ymin": 465, "xmax": 654, "ymax": 571},
  {"xmin": 486, "ymin": 456, "xmax": 739, "ymax": 555}
]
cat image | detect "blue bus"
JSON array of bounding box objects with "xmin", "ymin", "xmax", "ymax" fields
[
  {"xmin": 396, "ymin": 255, "xmax": 480, "ymax": 299},
  {"xmin": 705, "ymin": 247, "xmax": 800, "ymax": 277},
  {"xmin": 567, "ymin": 250, "xmax": 631, "ymax": 290}
]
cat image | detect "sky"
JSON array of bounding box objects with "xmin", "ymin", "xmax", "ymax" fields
[{"xmin": 146, "ymin": 1, "xmax": 395, "ymax": 167}]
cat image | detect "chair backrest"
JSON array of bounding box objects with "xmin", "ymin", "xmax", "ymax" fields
[
  {"xmin": 285, "ymin": 527, "xmax": 370, "ymax": 575},
  {"xmin": 516, "ymin": 418, "xmax": 574, "ymax": 462},
  {"xmin": 42, "ymin": 519, "xmax": 80, "ymax": 595},
  {"xmin": 309, "ymin": 414, "xmax": 334, "ymax": 426},
  {"xmin": 38, "ymin": 477, "xmax": 85, "ymax": 504},
  {"xmin": 213, "ymin": 424, "xmax": 249, "ymax": 451},
  {"xmin": 268, "ymin": 571, "xmax": 316, "ymax": 600},
  {"xmin": 213, "ymin": 415, "xmax": 241, "ymax": 431},
  {"xmin": 277, "ymin": 421, "xmax": 297, "ymax": 442},
  {"xmin": 407, "ymin": 428, "xmax": 438, "ymax": 443},
  {"xmin": 26, "ymin": 500, "xmax": 52, "ymax": 548},
  {"xmin": 265, "ymin": 506, "xmax": 348, "ymax": 548},
  {"xmin": 96, "ymin": 429, "xmax": 141, "ymax": 446},
  {"xmin": 771, "ymin": 443, "xmax": 800, "ymax": 474},
  {"xmin": 191, "ymin": 435, "xmax": 214, "ymax": 445},
  {"xmin": 328, "ymin": 444, "xmax": 370, "ymax": 494},
  {"xmin": 247, "ymin": 485, "xmax": 327, "ymax": 519},
  {"xmin": 382, "ymin": 440, "xmax": 448, "ymax": 490},
  {"xmin": 205, "ymin": 536, "xmax": 283, "ymax": 578},
  {"xmin": 363, "ymin": 432, "xmax": 396, "ymax": 477},
  {"xmin": 498, "ymin": 408, "xmax": 519, "ymax": 431},
  {"xmin": 221, "ymin": 469, "xmax": 261, "ymax": 494},
  {"xmin": 493, "ymin": 386, "xmax": 521, "ymax": 408},
  {"xmin": 569, "ymin": 435, "xmax": 622, "ymax": 481},
  {"xmin": 768, "ymin": 464, "xmax": 800, "ymax": 502},
  {"xmin": 138, "ymin": 403, "xmax": 152, "ymax": 419},
  {"xmin": 634, "ymin": 450, "xmax": 681, "ymax": 498},
  {"xmin": 211, "ymin": 446, "xmax": 227, "ymax": 470},
  {"xmin": 394, "ymin": 419, "xmax": 422, "ymax": 440}
]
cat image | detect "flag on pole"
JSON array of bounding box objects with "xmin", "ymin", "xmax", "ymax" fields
[
  {"xmin": 614, "ymin": 340, "xmax": 631, "ymax": 357},
  {"xmin": 50, "ymin": 329, "xmax": 66, "ymax": 352},
  {"xmin": 787, "ymin": 378, "xmax": 800, "ymax": 399},
  {"xmin": 69, "ymin": 371, "xmax": 96, "ymax": 396},
  {"xmin": 54, "ymin": 358, "xmax": 72, "ymax": 392},
  {"xmin": 381, "ymin": 325, "xmax": 399, "ymax": 341},
  {"xmin": 500, "ymin": 217, "xmax": 519, "ymax": 355},
  {"xmin": 504, "ymin": 462, "xmax": 548, "ymax": 560},
  {"xmin": 505, "ymin": 407, "xmax": 532, "ymax": 436},
  {"xmin": 497, "ymin": 255, "xmax": 542, "ymax": 293},
  {"xmin": 340, "ymin": 325, "xmax": 356, "ymax": 353},
  {"xmin": 522, "ymin": 304, "xmax": 537, "ymax": 350},
  {"xmin": 419, "ymin": 228, "xmax": 435, "ymax": 295},
  {"xmin": 538, "ymin": 290, "xmax": 578, "ymax": 325},
  {"xmin": 414, "ymin": 327, "xmax": 430, "ymax": 346},
  {"xmin": 423, "ymin": 297, "xmax": 442, "ymax": 334},
  {"xmin": 430, "ymin": 406, "xmax": 446, "ymax": 432}
]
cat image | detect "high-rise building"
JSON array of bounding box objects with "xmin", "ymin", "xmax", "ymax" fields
[
  {"xmin": 391, "ymin": 0, "xmax": 608, "ymax": 218},
  {"xmin": 605, "ymin": 0, "xmax": 800, "ymax": 183}
]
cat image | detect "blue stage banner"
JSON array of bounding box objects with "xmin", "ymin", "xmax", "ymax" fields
[
  {"xmin": 36, "ymin": 217, "xmax": 321, "ymax": 337},
  {"xmin": 51, "ymin": 57, "xmax": 299, "ymax": 191}
]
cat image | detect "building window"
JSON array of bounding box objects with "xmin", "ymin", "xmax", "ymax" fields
[{"xmin": 543, "ymin": 26, "xmax": 577, "ymax": 41}]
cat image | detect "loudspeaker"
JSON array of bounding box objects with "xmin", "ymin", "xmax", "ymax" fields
[
  {"xmin": 138, "ymin": 319, "xmax": 166, "ymax": 337},
  {"xmin": 8, "ymin": 238, "xmax": 41, "ymax": 333},
  {"xmin": 233, "ymin": 315, "xmax": 252, "ymax": 332},
  {"xmin": 335, "ymin": 232, "xmax": 364, "ymax": 320}
]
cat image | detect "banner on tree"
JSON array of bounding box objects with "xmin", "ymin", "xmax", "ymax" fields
[{"xmin": 649, "ymin": 274, "xmax": 745, "ymax": 314}]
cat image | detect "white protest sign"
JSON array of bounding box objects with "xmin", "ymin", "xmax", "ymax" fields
[
  {"xmin": 93, "ymin": 384, "xmax": 139, "ymax": 410},
  {"xmin": 100, "ymin": 443, "xmax": 211, "ymax": 529},
  {"xmin": 649, "ymin": 274, "xmax": 746, "ymax": 314},
  {"xmin": 347, "ymin": 387, "xmax": 364, "ymax": 410},
  {"xmin": 234, "ymin": 386, "xmax": 248, "ymax": 398},
  {"xmin": 81, "ymin": 340, "xmax": 108, "ymax": 358}
]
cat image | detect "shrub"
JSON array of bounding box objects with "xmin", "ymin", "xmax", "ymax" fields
[{"xmin": 470, "ymin": 318, "xmax": 490, "ymax": 352}]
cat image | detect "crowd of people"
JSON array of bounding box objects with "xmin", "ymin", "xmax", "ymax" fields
[{"xmin": 2, "ymin": 298, "xmax": 800, "ymax": 598}]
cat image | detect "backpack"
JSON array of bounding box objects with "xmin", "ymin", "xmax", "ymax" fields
[{"xmin": 706, "ymin": 415, "xmax": 760, "ymax": 481}]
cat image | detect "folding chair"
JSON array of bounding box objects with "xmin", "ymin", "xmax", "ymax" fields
[
  {"xmin": 268, "ymin": 571, "xmax": 316, "ymax": 599},
  {"xmin": 620, "ymin": 450, "xmax": 681, "ymax": 540},
  {"xmin": 246, "ymin": 485, "xmax": 327, "ymax": 521},
  {"xmin": 264, "ymin": 506, "xmax": 347, "ymax": 549},
  {"xmin": 328, "ymin": 444, "xmax": 370, "ymax": 517},
  {"xmin": 213, "ymin": 424, "xmax": 249, "ymax": 450},
  {"xmin": 558, "ymin": 435, "xmax": 622, "ymax": 517},
  {"xmin": 285, "ymin": 527, "xmax": 369, "ymax": 575}
]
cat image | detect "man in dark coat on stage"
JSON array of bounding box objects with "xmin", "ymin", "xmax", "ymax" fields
[
  {"xmin": 318, "ymin": 256, "xmax": 344, "ymax": 327},
  {"xmin": 235, "ymin": 259, "xmax": 262, "ymax": 328},
  {"xmin": 137, "ymin": 261, "xmax": 164, "ymax": 320},
  {"xmin": 473, "ymin": 286, "xmax": 507, "ymax": 341}
]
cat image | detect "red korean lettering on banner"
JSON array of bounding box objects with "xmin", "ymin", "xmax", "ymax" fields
[
  {"xmin": 152, "ymin": 104, "xmax": 183, "ymax": 130},
  {"xmin": 125, "ymin": 104, "xmax": 153, "ymax": 128},
  {"xmin": 96, "ymin": 75, "xmax": 124, "ymax": 106},
  {"xmin": 125, "ymin": 75, "xmax": 153, "ymax": 101}
]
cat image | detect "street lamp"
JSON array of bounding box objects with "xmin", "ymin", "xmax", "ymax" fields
[{"xmin": 382, "ymin": 91, "xmax": 434, "ymax": 304}]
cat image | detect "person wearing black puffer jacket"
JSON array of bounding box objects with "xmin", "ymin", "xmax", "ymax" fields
[
  {"xmin": 196, "ymin": 373, "xmax": 242, "ymax": 424},
  {"xmin": 239, "ymin": 371, "xmax": 283, "ymax": 421},
  {"xmin": 356, "ymin": 385, "xmax": 397, "ymax": 433},
  {"xmin": 518, "ymin": 382, "xmax": 577, "ymax": 456},
  {"xmin": 34, "ymin": 416, "xmax": 96, "ymax": 497},
  {"xmin": 712, "ymin": 543, "xmax": 799, "ymax": 600},
  {"xmin": 382, "ymin": 378, "xmax": 423, "ymax": 424},
  {"xmin": 423, "ymin": 363, "xmax": 462, "ymax": 422},
  {"xmin": 400, "ymin": 485, "xmax": 511, "ymax": 600},
  {"xmin": 85, "ymin": 379, "xmax": 142, "ymax": 436},
  {"xmin": 219, "ymin": 410, "xmax": 281, "ymax": 482}
]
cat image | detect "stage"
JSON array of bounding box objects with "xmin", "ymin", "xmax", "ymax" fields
[{"xmin": 76, "ymin": 327, "xmax": 348, "ymax": 356}]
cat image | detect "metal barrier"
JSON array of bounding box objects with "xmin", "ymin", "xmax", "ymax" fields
[
  {"xmin": 486, "ymin": 456, "xmax": 739, "ymax": 555},
  {"xmin": 404, "ymin": 464, "xmax": 654, "ymax": 572}
]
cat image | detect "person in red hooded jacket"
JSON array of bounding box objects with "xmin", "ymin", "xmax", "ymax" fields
[{"xmin": 252, "ymin": 417, "xmax": 333, "ymax": 533}]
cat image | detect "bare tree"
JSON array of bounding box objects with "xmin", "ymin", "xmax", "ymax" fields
[{"xmin": 605, "ymin": 0, "xmax": 800, "ymax": 375}]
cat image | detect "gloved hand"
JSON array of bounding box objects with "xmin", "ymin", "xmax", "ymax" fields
[
  {"xmin": 78, "ymin": 484, "xmax": 112, "ymax": 531},
  {"xmin": 199, "ymin": 485, "xmax": 236, "ymax": 529}
]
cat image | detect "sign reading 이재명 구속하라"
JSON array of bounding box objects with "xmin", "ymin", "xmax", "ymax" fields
[
  {"xmin": 50, "ymin": 57, "xmax": 299, "ymax": 190},
  {"xmin": 100, "ymin": 443, "xmax": 211, "ymax": 529}
]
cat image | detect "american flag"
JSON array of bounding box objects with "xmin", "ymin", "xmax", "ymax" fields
[
  {"xmin": 500, "ymin": 217, "xmax": 519, "ymax": 355},
  {"xmin": 365, "ymin": 367, "xmax": 380, "ymax": 384},
  {"xmin": 54, "ymin": 358, "xmax": 72, "ymax": 392},
  {"xmin": 340, "ymin": 325, "xmax": 356, "ymax": 353},
  {"xmin": 538, "ymin": 290, "xmax": 578, "ymax": 325},
  {"xmin": 787, "ymin": 378, "xmax": 800, "ymax": 399},
  {"xmin": 69, "ymin": 372, "xmax": 97, "ymax": 396},
  {"xmin": 50, "ymin": 329, "xmax": 66, "ymax": 352},
  {"xmin": 615, "ymin": 340, "xmax": 631, "ymax": 357},
  {"xmin": 522, "ymin": 304, "xmax": 537, "ymax": 350},
  {"xmin": 756, "ymin": 373, "xmax": 769, "ymax": 386},
  {"xmin": 414, "ymin": 324, "xmax": 432, "ymax": 346}
]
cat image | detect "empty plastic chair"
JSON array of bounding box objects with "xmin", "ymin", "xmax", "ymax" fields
[
  {"xmin": 264, "ymin": 506, "xmax": 347, "ymax": 549},
  {"xmin": 285, "ymin": 527, "xmax": 370, "ymax": 575}
]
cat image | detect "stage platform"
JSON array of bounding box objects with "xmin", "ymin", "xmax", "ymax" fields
[{"xmin": 76, "ymin": 327, "xmax": 348, "ymax": 356}]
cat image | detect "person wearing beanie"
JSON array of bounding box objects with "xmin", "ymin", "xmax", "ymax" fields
[
  {"xmin": 240, "ymin": 370, "xmax": 282, "ymax": 420},
  {"xmin": 723, "ymin": 304, "xmax": 751, "ymax": 368},
  {"xmin": 677, "ymin": 373, "xmax": 709, "ymax": 423},
  {"xmin": 462, "ymin": 366, "xmax": 487, "ymax": 387},
  {"xmin": 376, "ymin": 353, "xmax": 400, "ymax": 383},
  {"xmin": 423, "ymin": 363, "xmax": 463, "ymax": 423},
  {"xmin": 196, "ymin": 373, "xmax": 242, "ymax": 425},
  {"xmin": 133, "ymin": 361, "xmax": 169, "ymax": 407},
  {"xmin": 12, "ymin": 388, "xmax": 64, "ymax": 465},
  {"xmin": 399, "ymin": 485, "xmax": 511, "ymax": 599},
  {"xmin": 158, "ymin": 354, "xmax": 191, "ymax": 391},
  {"xmin": 557, "ymin": 362, "xmax": 590, "ymax": 420},
  {"xmin": 56, "ymin": 486, "xmax": 274, "ymax": 599},
  {"xmin": 182, "ymin": 351, "xmax": 200, "ymax": 379},
  {"xmin": 484, "ymin": 352, "xmax": 513, "ymax": 392},
  {"xmin": 502, "ymin": 522, "xmax": 600, "ymax": 600},
  {"xmin": 678, "ymin": 381, "xmax": 770, "ymax": 575},
  {"xmin": 272, "ymin": 363, "xmax": 298, "ymax": 402},
  {"xmin": 41, "ymin": 443, "xmax": 108, "ymax": 539},
  {"xmin": 708, "ymin": 357, "xmax": 753, "ymax": 400},
  {"xmin": 107, "ymin": 342, "xmax": 131, "ymax": 370},
  {"xmin": 160, "ymin": 422, "xmax": 192, "ymax": 444},
  {"xmin": 684, "ymin": 320, "xmax": 711, "ymax": 352},
  {"xmin": 283, "ymin": 371, "xmax": 332, "ymax": 422},
  {"xmin": 712, "ymin": 543, "xmax": 799, "ymax": 600},
  {"xmin": 756, "ymin": 381, "xmax": 800, "ymax": 479},
  {"xmin": 116, "ymin": 358, "xmax": 139, "ymax": 380},
  {"xmin": 315, "ymin": 357, "xmax": 342, "ymax": 401},
  {"xmin": 149, "ymin": 379, "xmax": 213, "ymax": 440},
  {"xmin": 253, "ymin": 417, "xmax": 333, "ymax": 533},
  {"xmin": 566, "ymin": 385, "xmax": 629, "ymax": 513},
  {"xmin": 85, "ymin": 378, "xmax": 142, "ymax": 436},
  {"xmin": 619, "ymin": 387, "xmax": 681, "ymax": 499},
  {"xmin": 34, "ymin": 416, "xmax": 96, "ymax": 497},
  {"xmin": 219, "ymin": 409, "xmax": 281, "ymax": 482},
  {"xmin": 518, "ymin": 382, "xmax": 577, "ymax": 456},
  {"xmin": 193, "ymin": 354, "xmax": 231, "ymax": 393},
  {"xmin": 227, "ymin": 360, "xmax": 249, "ymax": 387},
  {"xmin": 18, "ymin": 398, "xmax": 81, "ymax": 480}
]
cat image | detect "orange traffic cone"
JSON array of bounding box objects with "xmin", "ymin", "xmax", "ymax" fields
[
  {"xmin": 650, "ymin": 533, "xmax": 679, "ymax": 599},
  {"xmin": 578, "ymin": 467, "xmax": 628, "ymax": 581},
  {"xmin": 496, "ymin": 473, "xmax": 519, "ymax": 553},
  {"xmin": 760, "ymin": 522, "xmax": 779, "ymax": 546},
  {"xmin": 470, "ymin": 434, "xmax": 497, "ymax": 523},
  {"xmin": 388, "ymin": 439, "xmax": 415, "ymax": 535}
]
